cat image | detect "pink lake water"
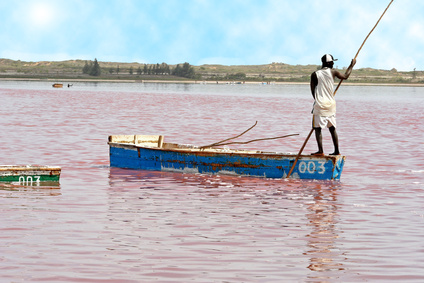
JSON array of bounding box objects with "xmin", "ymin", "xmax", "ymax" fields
[{"xmin": 1, "ymin": 81, "xmax": 423, "ymax": 282}]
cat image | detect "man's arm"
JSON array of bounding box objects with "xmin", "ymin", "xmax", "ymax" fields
[
  {"xmin": 310, "ymin": 72, "xmax": 318, "ymax": 99},
  {"xmin": 333, "ymin": 59, "xmax": 356, "ymax": 80}
]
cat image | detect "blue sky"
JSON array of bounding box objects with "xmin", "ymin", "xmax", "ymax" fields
[{"xmin": 1, "ymin": 0, "xmax": 422, "ymax": 71}]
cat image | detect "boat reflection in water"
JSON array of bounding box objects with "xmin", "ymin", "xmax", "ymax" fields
[{"xmin": 0, "ymin": 182, "xmax": 61, "ymax": 195}]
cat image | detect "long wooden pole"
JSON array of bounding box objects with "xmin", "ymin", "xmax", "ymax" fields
[
  {"xmin": 333, "ymin": 0, "xmax": 394, "ymax": 96},
  {"xmin": 286, "ymin": 0, "xmax": 394, "ymax": 179},
  {"xmin": 286, "ymin": 128, "xmax": 314, "ymax": 178}
]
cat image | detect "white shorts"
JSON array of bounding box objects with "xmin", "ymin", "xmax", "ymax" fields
[{"xmin": 313, "ymin": 114, "xmax": 336, "ymax": 128}]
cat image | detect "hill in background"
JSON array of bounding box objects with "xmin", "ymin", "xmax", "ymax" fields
[{"xmin": 0, "ymin": 58, "xmax": 423, "ymax": 84}]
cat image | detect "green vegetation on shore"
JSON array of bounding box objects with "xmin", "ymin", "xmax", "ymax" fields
[{"xmin": 1, "ymin": 58, "xmax": 423, "ymax": 85}]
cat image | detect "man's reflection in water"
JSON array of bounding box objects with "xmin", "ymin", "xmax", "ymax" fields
[{"xmin": 304, "ymin": 183, "xmax": 345, "ymax": 275}]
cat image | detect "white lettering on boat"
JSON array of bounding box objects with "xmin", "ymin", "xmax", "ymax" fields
[
  {"xmin": 298, "ymin": 161, "xmax": 325, "ymax": 174},
  {"xmin": 18, "ymin": 176, "xmax": 41, "ymax": 186}
]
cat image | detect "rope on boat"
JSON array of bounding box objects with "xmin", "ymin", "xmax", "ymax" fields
[
  {"xmin": 200, "ymin": 121, "xmax": 298, "ymax": 149},
  {"xmin": 203, "ymin": 133, "xmax": 299, "ymax": 148},
  {"xmin": 200, "ymin": 121, "xmax": 258, "ymax": 149}
]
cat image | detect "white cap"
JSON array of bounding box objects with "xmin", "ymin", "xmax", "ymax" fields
[{"xmin": 321, "ymin": 54, "xmax": 338, "ymax": 63}]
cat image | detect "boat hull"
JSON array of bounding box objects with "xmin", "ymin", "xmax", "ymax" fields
[
  {"xmin": 0, "ymin": 165, "xmax": 61, "ymax": 186},
  {"xmin": 109, "ymin": 142, "xmax": 345, "ymax": 180}
]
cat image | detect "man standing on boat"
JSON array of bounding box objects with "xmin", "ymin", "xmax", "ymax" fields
[{"xmin": 310, "ymin": 54, "xmax": 356, "ymax": 156}]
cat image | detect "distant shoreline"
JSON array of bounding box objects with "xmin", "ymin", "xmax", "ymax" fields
[
  {"xmin": 1, "ymin": 77, "xmax": 424, "ymax": 87},
  {"xmin": 2, "ymin": 59, "xmax": 423, "ymax": 86}
]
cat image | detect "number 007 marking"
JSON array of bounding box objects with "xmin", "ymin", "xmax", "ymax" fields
[
  {"xmin": 298, "ymin": 161, "xmax": 325, "ymax": 174},
  {"xmin": 18, "ymin": 176, "xmax": 41, "ymax": 186}
]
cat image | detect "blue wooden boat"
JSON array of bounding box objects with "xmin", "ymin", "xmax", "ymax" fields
[{"xmin": 108, "ymin": 135, "xmax": 346, "ymax": 180}]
